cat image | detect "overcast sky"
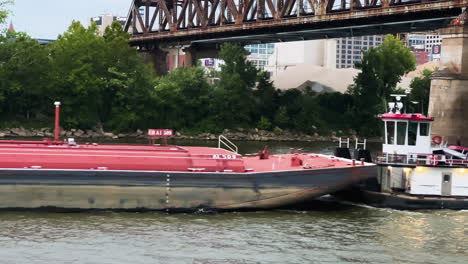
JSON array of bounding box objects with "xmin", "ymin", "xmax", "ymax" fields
[{"xmin": 7, "ymin": 0, "xmax": 132, "ymax": 39}]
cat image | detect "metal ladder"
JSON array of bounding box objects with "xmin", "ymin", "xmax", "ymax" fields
[{"xmin": 218, "ymin": 135, "xmax": 238, "ymax": 154}]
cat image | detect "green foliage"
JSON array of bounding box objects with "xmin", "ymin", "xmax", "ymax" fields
[
  {"xmin": 0, "ymin": 33, "xmax": 50, "ymax": 119},
  {"xmin": 0, "ymin": 0, "xmax": 12, "ymax": 27},
  {"xmin": 254, "ymin": 71, "xmax": 279, "ymax": 122},
  {"xmin": 0, "ymin": 21, "xmax": 155, "ymax": 131},
  {"xmin": 47, "ymin": 21, "xmax": 155, "ymax": 130},
  {"xmin": 409, "ymin": 69, "xmax": 432, "ymax": 115},
  {"xmin": 0, "ymin": 26, "xmax": 394, "ymax": 137},
  {"xmin": 153, "ymin": 66, "xmax": 213, "ymax": 130},
  {"xmin": 212, "ymin": 43, "xmax": 258, "ymax": 128},
  {"xmin": 257, "ymin": 116, "xmax": 272, "ymax": 131},
  {"xmin": 348, "ymin": 34, "xmax": 416, "ymax": 136}
]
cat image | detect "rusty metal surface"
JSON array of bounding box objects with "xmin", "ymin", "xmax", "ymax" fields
[{"xmin": 125, "ymin": 0, "xmax": 468, "ymax": 44}]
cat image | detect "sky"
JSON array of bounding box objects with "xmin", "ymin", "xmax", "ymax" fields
[{"xmin": 7, "ymin": 0, "xmax": 132, "ymax": 39}]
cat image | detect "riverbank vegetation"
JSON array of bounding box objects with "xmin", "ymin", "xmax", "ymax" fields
[{"xmin": 0, "ymin": 17, "xmax": 430, "ymax": 138}]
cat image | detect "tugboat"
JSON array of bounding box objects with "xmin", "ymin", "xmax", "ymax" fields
[
  {"xmin": 338, "ymin": 95, "xmax": 468, "ymax": 210},
  {"xmin": 0, "ymin": 102, "xmax": 376, "ymax": 212}
]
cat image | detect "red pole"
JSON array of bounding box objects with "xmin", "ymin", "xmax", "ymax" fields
[{"xmin": 54, "ymin": 102, "xmax": 61, "ymax": 141}]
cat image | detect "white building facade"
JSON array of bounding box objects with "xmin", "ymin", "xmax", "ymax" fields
[{"xmin": 90, "ymin": 15, "xmax": 127, "ymax": 36}]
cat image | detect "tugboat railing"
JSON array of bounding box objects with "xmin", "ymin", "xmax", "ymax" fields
[
  {"xmin": 376, "ymin": 152, "xmax": 468, "ymax": 167},
  {"xmin": 218, "ymin": 135, "xmax": 238, "ymax": 154}
]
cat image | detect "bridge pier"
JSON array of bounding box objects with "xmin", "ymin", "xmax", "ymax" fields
[
  {"xmin": 183, "ymin": 46, "xmax": 220, "ymax": 67},
  {"xmin": 428, "ymin": 16, "xmax": 468, "ymax": 146},
  {"xmin": 140, "ymin": 47, "xmax": 169, "ymax": 76}
]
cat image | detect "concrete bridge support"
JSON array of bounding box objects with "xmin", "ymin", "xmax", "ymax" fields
[
  {"xmin": 140, "ymin": 45, "xmax": 220, "ymax": 75},
  {"xmin": 428, "ymin": 20, "xmax": 468, "ymax": 146},
  {"xmin": 183, "ymin": 46, "xmax": 220, "ymax": 67},
  {"xmin": 140, "ymin": 47, "xmax": 169, "ymax": 75}
]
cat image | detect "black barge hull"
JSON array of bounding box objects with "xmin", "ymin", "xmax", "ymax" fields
[{"xmin": 0, "ymin": 165, "xmax": 376, "ymax": 211}]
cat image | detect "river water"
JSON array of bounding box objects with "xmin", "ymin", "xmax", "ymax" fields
[{"xmin": 0, "ymin": 140, "xmax": 466, "ymax": 264}]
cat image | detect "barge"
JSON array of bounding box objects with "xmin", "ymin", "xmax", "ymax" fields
[{"xmin": 0, "ymin": 102, "xmax": 376, "ymax": 211}]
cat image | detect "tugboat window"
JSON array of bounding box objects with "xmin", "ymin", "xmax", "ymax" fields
[
  {"xmin": 386, "ymin": 121, "xmax": 395, "ymax": 144},
  {"xmin": 397, "ymin": 122, "xmax": 407, "ymax": 145},
  {"xmin": 420, "ymin": 123, "xmax": 429, "ymax": 136},
  {"xmin": 408, "ymin": 122, "xmax": 418, "ymax": 146}
]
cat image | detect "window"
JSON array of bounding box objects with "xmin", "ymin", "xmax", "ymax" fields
[
  {"xmin": 408, "ymin": 122, "xmax": 418, "ymax": 146},
  {"xmin": 443, "ymin": 174, "xmax": 451, "ymax": 182},
  {"xmin": 347, "ymin": 60, "xmax": 351, "ymax": 64},
  {"xmin": 397, "ymin": 122, "xmax": 407, "ymax": 145},
  {"xmin": 420, "ymin": 123, "xmax": 429, "ymax": 136},
  {"xmin": 387, "ymin": 121, "xmax": 395, "ymax": 144},
  {"xmin": 347, "ymin": 50, "xmax": 352, "ymax": 54}
]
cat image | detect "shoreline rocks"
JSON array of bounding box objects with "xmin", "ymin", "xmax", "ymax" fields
[{"xmin": 0, "ymin": 127, "xmax": 382, "ymax": 143}]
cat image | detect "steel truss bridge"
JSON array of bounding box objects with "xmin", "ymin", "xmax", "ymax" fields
[{"xmin": 125, "ymin": 0, "xmax": 468, "ymax": 46}]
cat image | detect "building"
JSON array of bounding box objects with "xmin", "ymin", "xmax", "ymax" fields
[
  {"xmin": 245, "ymin": 44, "xmax": 275, "ymax": 71},
  {"xmin": 90, "ymin": 15, "xmax": 127, "ymax": 36},
  {"xmin": 407, "ymin": 33, "xmax": 442, "ymax": 62},
  {"xmin": 413, "ymin": 49, "xmax": 430, "ymax": 65},
  {"xmin": 335, "ymin": 36, "xmax": 384, "ymax": 68},
  {"xmin": 407, "ymin": 33, "xmax": 426, "ymax": 50},
  {"xmin": 425, "ymin": 34, "xmax": 441, "ymax": 61}
]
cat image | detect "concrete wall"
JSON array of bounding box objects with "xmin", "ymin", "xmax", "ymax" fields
[
  {"xmin": 428, "ymin": 78, "xmax": 468, "ymax": 145},
  {"xmin": 428, "ymin": 24, "xmax": 468, "ymax": 146}
]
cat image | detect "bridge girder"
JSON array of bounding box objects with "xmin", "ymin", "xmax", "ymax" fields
[{"xmin": 125, "ymin": 0, "xmax": 468, "ymax": 45}]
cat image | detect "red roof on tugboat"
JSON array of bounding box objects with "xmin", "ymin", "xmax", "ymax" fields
[{"xmin": 378, "ymin": 113, "xmax": 434, "ymax": 121}]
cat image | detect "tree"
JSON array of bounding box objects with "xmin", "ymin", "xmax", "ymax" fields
[
  {"xmin": 348, "ymin": 34, "xmax": 416, "ymax": 135},
  {"xmin": 0, "ymin": 0, "xmax": 12, "ymax": 27},
  {"xmin": 0, "ymin": 32, "xmax": 50, "ymax": 120},
  {"xmin": 48, "ymin": 21, "xmax": 156, "ymax": 130},
  {"xmin": 212, "ymin": 43, "xmax": 258, "ymax": 128},
  {"xmin": 152, "ymin": 66, "xmax": 213, "ymax": 131},
  {"xmin": 253, "ymin": 71, "xmax": 279, "ymax": 126},
  {"xmin": 409, "ymin": 69, "xmax": 432, "ymax": 115}
]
